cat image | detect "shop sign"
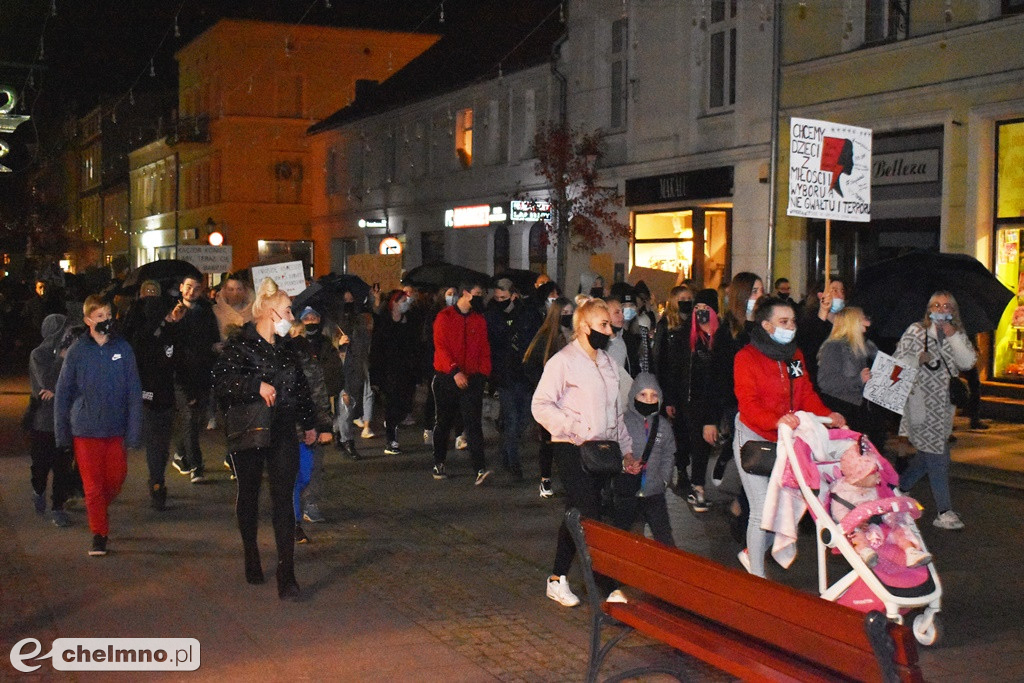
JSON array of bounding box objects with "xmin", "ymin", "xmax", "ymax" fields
[
  {"xmin": 510, "ymin": 199, "xmax": 552, "ymax": 222},
  {"xmin": 358, "ymin": 218, "xmax": 388, "ymax": 229},
  {"xmin": 624, "ymin": 166, "xmax": 733, "ymax": 206},
  {"xmin": 445, "ymin": 204, "xmax": 507, "ymax": 228},
  {"xmin": 787, "ymin": 117, "xmax": 872, "ymax": 223},
  {"xmin": 379, "ymin": 237, "xmax": 402, "ymax": 255},
  {"xmin": 177, "ymin": 245, "xmax": 233, "ymax": 274},
  {"xmin": 871, "ymin": 149, "xmax": 939, "ymax": 186}
]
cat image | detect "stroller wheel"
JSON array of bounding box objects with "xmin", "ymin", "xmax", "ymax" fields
[{"xmin": 912, "ymin": 612, "xmax": 942, "ymax": 646}]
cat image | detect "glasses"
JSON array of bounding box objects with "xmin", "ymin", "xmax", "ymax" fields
[{"xmin": 930, "ymin": 302, "xmax": 953, "ymax": 311}]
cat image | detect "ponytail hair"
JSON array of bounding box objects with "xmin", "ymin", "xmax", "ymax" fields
[{"xmin": 252, "ymin": 277, "xmax": 287, "ymax": 319}]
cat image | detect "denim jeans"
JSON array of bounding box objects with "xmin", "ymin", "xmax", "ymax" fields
[
  {"xmin": 899, "ymin": 445, "xmax": 952, "ymax": 513},
  {"xmin": 498, "ymin": 383, "xmax": 531, "ymax": 470},
  {"xmin": 293, "ymin": 442, "xmax": 322, "ymax": 519},
  {"xmin": 733, "ymin": 414, "xmax": 773, "ymax": 578}
]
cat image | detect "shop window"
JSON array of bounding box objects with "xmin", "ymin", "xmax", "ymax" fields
[
  {"xmin": 993, "ymin": 119, "xmax": 1024, "ymax": 380},
  {"xmin": 707, "ymin": 0, "xmax": 736, "ymax": 112},
  {"xmin": 632, "ymin": 208, "xmax": 731, "ymax": 289},
  {"xmin": 610, "ymin": 18, "xmax": 628, "ymax": 130},
  {"xmin": 455, "ymin": 108, "xmax": 473, "ymax": 168},
  {"xmin": 257, "ymin": 239, "xmax": 313, "ymax": 280},
  {"xmin": 493, "ymin": 225, "xmax": 510, "ymax": 273}
]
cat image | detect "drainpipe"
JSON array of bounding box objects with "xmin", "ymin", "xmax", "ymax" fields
[{"xmin": 765, "ymin": 0, "xmax": 783, "ymax": 286}]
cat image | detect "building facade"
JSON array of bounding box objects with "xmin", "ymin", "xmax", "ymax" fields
[
  {"xmin": 130, "ymin": 19, "xmax": 437, "ymax": 273},
  {"xmin": 775, "ymin": 0, "xmax": 1024, "ymax": 381}
]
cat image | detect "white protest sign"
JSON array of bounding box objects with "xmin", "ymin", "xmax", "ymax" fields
[
  {"xmin": 177, "ymin": 245, "xmax": 233, "ymax": 274},
  {"xmin": 787, "ymin": 117, "xmax": 872, "ymax": 222},
  {"xmin": 863, "ymin": 352, "xmax": 917, "ymax": 415},
  {"xmin": 251, "ymin": 261, "xmax": 307, "ymax": 296}
]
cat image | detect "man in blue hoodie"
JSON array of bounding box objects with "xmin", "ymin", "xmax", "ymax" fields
[{"xmin": 54, "ymin": 295, "xmax": 142, "ymax": 556}]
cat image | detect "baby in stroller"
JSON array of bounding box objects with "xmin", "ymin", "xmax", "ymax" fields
[{"xmin": 829, "ymin": 436, "xmax": 932, "ymax": 569}]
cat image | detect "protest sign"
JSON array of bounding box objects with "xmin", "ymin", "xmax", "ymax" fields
[
  {"xmin": 251, "ymin": 260, "xmax": 306, "ymax": 296},
  {"xmin": 347, "ymin": 254, "xmax": 402, "ymax": 292},
  {"xmin": 177, "ymin": 246, "xmax": 232, "ymax": 274},
  {"xmin": 863, "ymin": 351, "xmax": 917, "ymax": 415},
  {"xmin": 787, "ymin": 117, "xmax": 872, "ymax": 222}
]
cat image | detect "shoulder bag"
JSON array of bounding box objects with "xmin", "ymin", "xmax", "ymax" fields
[
  {"xmin": 225, "ymin": 400, "xmax": 275, "ymax": 452},
  {"xmin": 579, "ymin": 439, "xmax": 623, "ymax": 475}
]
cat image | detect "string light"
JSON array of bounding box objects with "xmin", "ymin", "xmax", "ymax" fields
[
  {"xmin": 129, "ymin": 89, "xmax": 135, "ymax": 106},
  {"xmin": 439, "ymin": 1, "xmax": 445, "ymax": 24},
  {"xmin": 174, "ymin": 16, "xmax": 181, "ymax": 38},
  {"xmin": 149, "ymin": 59, "xmax": 156, "ymax": 77}
]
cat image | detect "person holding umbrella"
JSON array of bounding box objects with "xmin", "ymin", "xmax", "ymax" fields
[{"xmin": 893, "ymin": 291, "xmax": 976, "ymax": 531}]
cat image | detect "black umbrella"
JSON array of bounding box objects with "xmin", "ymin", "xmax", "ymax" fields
[
  {"xmin": 851, "ymin": 250, "xmax": 1014, "ymax": 337},
  {"xmin": 402, "ymin": 262, "xmax": 489, "ymax": 290},
  {"xmin": 290, "ymin": 273, "xmax": 371, "ymax": 320},
  {"xmin": 123, "ymin": 259, "xmax": 203, "ymax": 291}
]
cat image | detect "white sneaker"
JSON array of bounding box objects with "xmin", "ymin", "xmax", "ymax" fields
[
  {"xmin": 546, "ymin": 575, "xmax": 580, "ymax": 607},
  {"xmin": 455, "ymin": 434, "xmax": 468, "ymax": 450},
  {"xmin": 352, "ymin": 418, "xmax": 366, "ymax": 429},
  {"xmin": 361, "ymin": 425, "xmax": 376, "ymax": 439},
  {"xmin": 539, "ymin": 478, "xmax": 554, "ymax": 498},
  {"xmin": 423, "ymin": 429, "xmax": 433, "ymax": 445},
  {"xmin": 905, "ymin": 547, "xmax": 933, "ymax": 568},
  {"xmin": 606, "ymin": 589, "xmax": 627, "ymax": 604},
  {"xmin": 737, "ymin": 549, "xmax": 752, "ymax": 574},
  {"xmin": 933, "ymin": 510, "xmax": 965, "ymax": 530}
]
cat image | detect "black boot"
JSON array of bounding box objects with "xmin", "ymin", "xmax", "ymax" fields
[
  {"xmin": 149, "ymin": 482, "xmax": 167, "ymax": 511},
  {"xmin": 244, "ymin": 544, "xmax": 264, "ymax": 585},
  {"xmin": 277, "ymin": 562, "xmax": 299, "ymax": 600},
  {"xmin": 344, "ymin": 440, "xmax": 360, "ymax": 461}
]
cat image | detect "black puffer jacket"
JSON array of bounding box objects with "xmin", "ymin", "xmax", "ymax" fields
[
  {"xmin": 211, "ymin": 322, "xmax": 316, "ymax": 431},
  {"xmin": 288, "ymin": 335, "xmax": 333, "ymax": 433}
]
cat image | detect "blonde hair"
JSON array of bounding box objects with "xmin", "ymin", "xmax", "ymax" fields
[
  {"xmin": 922, "ymin": 291, "xmax": 963, "ymax": 330},
  {"xmin": 288, "ymin": 320, "xmax": 305, "ymax": 338},
  {"xmin": 252, "ymin": 277, "xmax": 289, "ymax": 319},
  {"xmin": 83, "ymin": 294, "xmax": 111, "ymax": 319},
  {"xmin": 828, "ymin": 306, "xmax": 868, "ymax": 357},
  {"xmin": 574, "ymin": 298, "xmax": 609, "ymax": 336},
  {"xmin": 574, "ymin": 293, "xmax": 591, "ymax": 308}
]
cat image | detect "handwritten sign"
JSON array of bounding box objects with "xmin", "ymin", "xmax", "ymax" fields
[
  {"xmin": 177, "ymin": 245, "xmax": 232, "ymax": 274},
  {"xmin": 863, "ymin": 352, "xmax": 918, "ymax": 415},
  {"xmin": 787, "ymin": 117, "xmax": 872, "ymax": 222},
  {"xmin": 347, "ymin": 254, "xmax": 402, "ymax": 292},
  {"xmin": 251, "ymin": 260, "xmax": 307, "ymax": 297}
]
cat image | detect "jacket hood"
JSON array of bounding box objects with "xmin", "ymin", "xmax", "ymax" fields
[
  {"xmin": 41, "ymin": 313, "xmax": 67, "ymax": 340},
  {"xmin": 628, "ymin": 371, "xmax": 662, "ymax": 411}
]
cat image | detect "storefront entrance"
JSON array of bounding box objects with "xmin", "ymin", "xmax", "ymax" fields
[{"xmin": 631, "ymin": 207, "xmax": 731, "ymax": 290}]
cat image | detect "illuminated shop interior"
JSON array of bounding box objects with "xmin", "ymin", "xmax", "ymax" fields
[{"xmin": 631, "ymin": 207, "xmax": 730, "ymax": 290}]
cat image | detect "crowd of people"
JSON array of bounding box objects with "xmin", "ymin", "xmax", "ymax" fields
[{"xmin": 18, "ymin": 260, "xmax": 978, "ymax": 603}]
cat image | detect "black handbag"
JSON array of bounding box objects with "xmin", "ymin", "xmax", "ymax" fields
[
  {"xmin": 225, "ymin": 401, "xmax": 275, "ymax": 452},
  {"xmin": 579, "ymin": 440, "xmax": 623, "ymax": 475},
  {"xmin": 740, "ymin": 440, "xmax": 777, "ymax": 476}
]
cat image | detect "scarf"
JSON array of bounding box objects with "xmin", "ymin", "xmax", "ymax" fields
[{"xmin": 749, "ymin": 323, "xmax": 798, "ymax": 361}]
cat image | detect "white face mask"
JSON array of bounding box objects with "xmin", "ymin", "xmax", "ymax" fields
[
  {"xmin": 623, "ymin": 306, "xmax": 638, "ymax": 322},
  {"xmin": 445, "ymin": 294, "xmax": 456, "ymax": 307},
  {"xmin": 273, "ymin": 317, "xmax": 292, "ymax": 337}
]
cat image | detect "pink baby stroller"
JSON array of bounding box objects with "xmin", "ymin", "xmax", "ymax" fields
[{"xmin": 766, "ymin": 413, "xmax": 943, "ymax": 646}]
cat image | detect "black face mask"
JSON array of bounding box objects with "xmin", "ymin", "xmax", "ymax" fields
[
  {"xmin": 634, "ymin": 399, "xmax": 659, "ymax": 417},
  {"xmin": 560, "ymin": 314, "xmax": 574, "ymax": 329},
  {"xmin": 305, "ymin": 323, "xmax": 321, "ymax": 336},
  {"xmin": 611, "ymin": 325, "xmax": 622, "ymax": 335},
  {"xmin": 587, "ymin": 328, "xmax": 610, "ymax": 351},
  {"xmin": 695, "ymin": 309, "xmax": 711, "ymax": 325},
  {"xmin": 679, "ymin": 301, "xmax": 694, "ymax": 317},
  {"xmin": 470, "ymin": 295, "xmax": 485, "ymax": 312},
  {"xmin": 589, "ymin": 286, "xmax": 604, "ymax": 298},
  {"xmin": 94, "ymin": 319, "xmax": 113, "ymax": 336}
]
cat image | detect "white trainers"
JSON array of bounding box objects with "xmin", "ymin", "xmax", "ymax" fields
[
  {"xmin": 539, "ymin": 478, "xmax": 554, "ymax": 498},
  {"xmin": 352, "ymin": 418, "xmax": 366, "ymax": 429},
  {"xmin": 455, "ymin": 434, "xmax": 468, "ymax": 450},
  {"xmin": 737, "ymin": 549, "xmax": 752, "ymax": 574},
  {"xmin": 546, "ymin": 575, "xmax": 580, "ymax": 607},
  {"xmin": 361, "ymin": 425, "xmax": 376, "ymax": 439},
  {"xmin": 905, "ymin": 547, "xmax": 933, "ymax": 568},
  {"xmin": 606, "ymin": 589, "xmax": 627, "ymax": 604},
  {"xmin": 933, "ymin": 510, "xmax": 965, "ymax": 530}
]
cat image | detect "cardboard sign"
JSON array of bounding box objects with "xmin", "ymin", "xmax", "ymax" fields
[
  {"xmin": 589, "ymin": 253, "xmax": 614, "ymax": 293},
  {"xmin": 251, "ymin": 260, "xmax": 307, "ymax": 297},
  {"xmin": 177, "ymin": 245, "xmax": 233, "ymax": 274},
  {"xmin": 347, "ymin": 253, "xmax": 402, "ymax": 292},
  {"xmin": 627, "ymin": 265, "xmax": 681, "ymax": 305},
  {"xmin": 787, "ymin": 117, "xmax": 872, "ymax": 222},
  {"xmin": 863, "ymin": 352, "xmax": 918, "ymax": 415}
]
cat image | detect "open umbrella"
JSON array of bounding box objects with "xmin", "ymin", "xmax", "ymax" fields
[
  {"xmin": 290, "ymin": 273, "xmax": 371, "ymax": 320},
  {"xmin": 122, "ymin": 259, "xmax": 202, "ymax": 291},
  {"xmin": 851, "ymin": 250, "xmax": 1014, "ymax": 337},
  {"xmin": 402, "ymin": 262, "xmax": 489, "ymax": 290}
]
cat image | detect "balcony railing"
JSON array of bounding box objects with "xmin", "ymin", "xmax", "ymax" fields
[{"xmin": 166, "ymin": 114, "xmax": 210, "ymax": 145}]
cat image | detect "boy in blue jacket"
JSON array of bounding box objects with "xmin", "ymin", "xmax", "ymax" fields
[{"xmin": 55, "ymin": 295, "xmax": 143, "ymax": 556}]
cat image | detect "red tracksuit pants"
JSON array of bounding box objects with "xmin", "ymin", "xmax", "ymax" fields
[{"xmin": 73, "ymin": 437, "xmax": 127, "ymax": 536}]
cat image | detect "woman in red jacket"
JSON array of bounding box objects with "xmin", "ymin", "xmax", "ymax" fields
[{"xmin": 733, "ymin": 296, "xmax": 845, "ymax": 577}]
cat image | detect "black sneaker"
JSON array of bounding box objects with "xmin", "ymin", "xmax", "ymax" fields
[
  {"xmin": 172, "ymin": 456, "xmax": 193, "ymax": 475},
  {"xmin": 384, "ymin": 441, "xmax": 402, "ymax": 455},
  {"xmin": 88, "ymin": 534, "xmax": 108, "ymax": 556},
  {"xmin": 432, "ymin": 463, "xmax": 447, "ymax": 480},
  {"xmin": 190, "ymin": 470, "xmax": 206, "ymax": 484},
  {"xmin": 150, "ymin": 482, "xmax": 167, "ymax": 511},
  {"xmin": 344, "ymin": 440, "xmax": 361, "ymax": 461},
  {"xmin": 295, "ymin": 525, "xmax": 310, "ymax": 544},
  {"xmin": 33, "ymin": 491, "xmax": 46, "ymax": 515}
]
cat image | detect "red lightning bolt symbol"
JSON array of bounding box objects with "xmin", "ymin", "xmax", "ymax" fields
[{"xmin": 890, "ymin": 366, "xmax": 902, "ymax": 387}]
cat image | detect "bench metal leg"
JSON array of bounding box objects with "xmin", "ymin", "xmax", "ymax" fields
[{"xmin": 864, "ymin": 610, "xmax": 900, "ymax": 683}]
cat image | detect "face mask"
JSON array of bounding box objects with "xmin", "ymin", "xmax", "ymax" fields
[
  {"xmin": 830, "ymin": 297, "xmax": 845, "ymax": 314},
  {"xmin": 623, "ymin": 306, "xmax": 637, "ymax": 322},
  {"xmin": 470, "ymin": 295, "xmax": 485, "ymax": 312},
  {"xmin": 589, "ymin": 286, "xmax": 604, "ymax": 298},
  {"xmin": 695, "ymin": 309, "xmax": 711, "ymax": 325},
  {"xmin": 611, "ymin": 325, "xmax": 622, "ymax": 334},
  {"xmin": 634, "ymin": 399, "xmax": 659, "ymax": 417},
  {"xmin": 929, "ymin": 312, "xmax": 953, "ymax": 323},
  {"xmin": 94, "ymin": 319, "xmax": 112, "ymax": 336},
  {"xmin": 397, "ymin": 298, "xmax": 412, "ymax": 314},
  {"xmin": 545, "ymin": 297, "xmax": 557, "ymax": 310},
  {"xmin": 746, "ymin": 298, "xmax": 757, "ymax": 315},
  {"xmin": 304, "ymin": 323, "xmax": 321, "ymax": 336},
  {"xmin": 679, "ymin": 301, "xmax": 694, "ymax": 317},
  {"xmin": 445, "ymin": 294, "xmax": 456, "ymax": 307},
  {"xmin": 587, "ymin": 328, "xmax": 610, "ymax": 351},
  {"xmin": 560, "ymin": 314, "xmax": 573, "ymax": 329},
  {"xmin": 770, "ymin": 325, "xmax": 796, "ymax": 345},
  {"xmin": 273, "ymin": 318, "xmax": 292, "ymax": 337}
]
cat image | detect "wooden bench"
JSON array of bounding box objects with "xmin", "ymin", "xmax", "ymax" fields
[{"xmin": 566, "ymin": 509, "xmax": 925, "ymax": 683}]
